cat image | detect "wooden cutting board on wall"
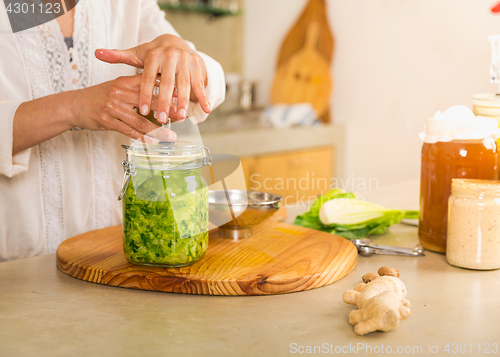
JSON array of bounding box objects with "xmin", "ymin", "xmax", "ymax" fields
[{"xmin": 270, "ymin": 0, "xmax": 334, "ymax": 123}]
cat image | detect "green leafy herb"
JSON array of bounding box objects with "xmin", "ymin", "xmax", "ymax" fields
[
  {"xmin": 123, "ymin": 168, "xmax": 208, "ymax": 266},
  {"xmin": 294, "ymin": 190, "xmax": 418, "ymax": 239}
]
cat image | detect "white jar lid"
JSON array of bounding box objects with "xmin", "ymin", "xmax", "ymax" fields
[
  {"xmin": 419, "ymin": 105, "xmax": 500, "ymax": 144},
  {"xmin": 472, "ymin": 93, "xmax": 500, "ymax": 107}
]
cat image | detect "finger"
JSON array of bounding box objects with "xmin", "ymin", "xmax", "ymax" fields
[
  {"xmin": 154, "ymin": 126, "xmax": 177, "ymax": 142},
  {"xmin": 168, "ymin": 105, "xmax": 181, "ymax": 121},
  {"xmin": 123, "ymin": 109, "xmax": 176, "ymax": 142},
  {"xmin": 95, "ymin": 48, "xmax": 143, "ymax": 68},
  {"xmin": 108, "ymin": 87, "xmax": 156, "ymax": 116},
  {"xmin": 149, "ymin": 101, "xmax": 178, "ymax": 119},
  {"xmin": 111, "ymin": 114, "xmax": 177, "ymax": 142},
  {"xmin": 111, "ymin": 74, "xmax": 143, "ymax": 93},
  {"xmin": 111, "ymin": 106, "xmax": 177, "ymax": 142},
  {"xmin": 176, "ymin": 56, "xmax": 191, "ymax": 120},
  {"xmin": 109, "ymin": 119, "xmax": 160, "ymax": 144},
  {"xmin": 109, "ymin": 76, "xmax": 172, "ymax": 120},
  {"xmin": 151, "ymin": 102, "xmax": 178, "ymax": 120},
  {"xmin": 123, "ymin": 89, "xmax": 161, "ymax": 113},
  {"xmin": 139, "ymin": 134, "xmax": 161, "ymax": 144},
  {"xmin": 190, "ymin": 60, "xmax": 211, "ymax": 114},
  {"xmin": 139, "ymin": 58, "xmax": 162, "ymax": 116},
  {"xmin": 107, "ymin": 105, "xmax": 166, "ymax": 139},
  {"xmin": 122, "ymin": 89, "xmax": 175, "ymax": 119},
  {"xmin": 108, "ymin": 117, "xmax": 145, "ymax": 141},
  {"xmin": 111, "ymin": 86, "xmax": 146, "ymax": 108},
  {"xmin": 157, "ymin": 63, "xmax": 177, "ymax": 124}
]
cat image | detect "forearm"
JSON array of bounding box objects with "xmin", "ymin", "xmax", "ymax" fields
[{"xmin": 13, "ymin": 91, "xmax": 75, "ymax": 155}]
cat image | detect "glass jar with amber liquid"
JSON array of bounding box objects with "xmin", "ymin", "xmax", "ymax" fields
[
  {"xmin": 419, "ymin": 140, "xmax": 499, "ymax": 253},
  {"xmin": 419, "ymin": 106, "xmax": 500, "ymax": 253}
]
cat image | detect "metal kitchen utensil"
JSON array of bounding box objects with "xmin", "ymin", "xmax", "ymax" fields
[
  {"xmin": 357, "ymin": 246, "xmax": 425, "ymax": 257},
  {"xmin": 413, "ymin": 242, "xmax": 424, "ymax": 254},
  {"xmin": 351, "ymin": 238, "xmax": 425, "ymax": 257},
  {"xmin": 400, "ymin": 219, "xmax": 418, "ymax": 227},
  {"xmin": 351, "ymin": 238, "xmax": 425, "ymax": 254},
  {"xmin": 357, "ymin": 246, "xmax": 406, "ymax": 257},
  {"xmin": 209, "ymin": 190, "xmax": 282, "ymax": 239}
]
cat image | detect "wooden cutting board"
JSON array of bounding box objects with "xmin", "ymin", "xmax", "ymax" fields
[
  {"xmin": 275, "ymin": 0, "xmax": 334, "ymax": 67},
  {"xmin": 56, "ymin": 221, "xmax": 357, "ymax": 296},
  {"xmin": 270, "ymin": 0, "xmax": 334, "ymax": 122}
]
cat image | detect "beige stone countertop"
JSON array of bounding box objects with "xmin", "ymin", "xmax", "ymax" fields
[{"xmin": 1, "ymin": 181, "xmax": 500, "ymax": 356}]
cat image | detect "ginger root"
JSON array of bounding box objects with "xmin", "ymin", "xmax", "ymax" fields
[
  {"xmin": 362, "ymin": 272, "xmax": 379, "ymax": 283},
  {"xmin": 343, "ymin": 267, "xmax": 411, "ymax": 336},
  {"xmin": 378, "ymin": 266, "xmax": 400, "ymax": 278}
]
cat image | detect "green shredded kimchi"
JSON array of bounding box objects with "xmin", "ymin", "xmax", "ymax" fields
[{"xmin": 123, "ymin": 168, "xmax": 208, "ymax": 267}]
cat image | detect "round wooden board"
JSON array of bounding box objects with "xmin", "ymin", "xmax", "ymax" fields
[{"xmin": 56, "ymin": 221, "xmax": 357, "ymax": 296}]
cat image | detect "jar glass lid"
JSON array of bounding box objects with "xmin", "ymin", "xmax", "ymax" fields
[
  {"xmin": 124, "ymin": 140, "xmax": 211, "ymax": 171},
  {"xmin": 118, "ymin": 118, "xmax": 213, "ymax": 200}
]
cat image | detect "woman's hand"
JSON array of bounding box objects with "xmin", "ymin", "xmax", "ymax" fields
[
  {"xmin": 95, "ymin": 34, "xmax": 212, "ymax": 124},
  {"xmin": 71, "ymin": 74, "xmax": 176, "ymax": 142},
  {"xmin": 13, "ymin": 74, "xmax": 176, "ymax": 155}
]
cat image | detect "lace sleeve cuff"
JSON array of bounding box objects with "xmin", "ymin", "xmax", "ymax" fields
[
  {"xmin": 0, "ymin": 101, "xmax": 31, "ymax": 178},
  {"xmin": 188, "ymin": 52, "xmax": 226, "ymax": 124}
]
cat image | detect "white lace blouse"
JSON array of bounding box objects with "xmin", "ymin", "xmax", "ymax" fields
[{"xmin": 0, "ymin": 0, "xmax": 225, "ymax": 261}]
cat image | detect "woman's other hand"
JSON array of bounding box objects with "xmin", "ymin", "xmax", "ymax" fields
[
  {"xmin": 94, "ymin": 34, "xmax": 212, "ymax": 124},
  {"xmin": 71, "ymin": 74, "xmax": 176, "ymax": 143}
]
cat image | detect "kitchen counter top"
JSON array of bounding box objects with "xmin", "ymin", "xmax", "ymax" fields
[{"xmin": 1, "ymin": 181, "xmax": 499, "ymax": 356}]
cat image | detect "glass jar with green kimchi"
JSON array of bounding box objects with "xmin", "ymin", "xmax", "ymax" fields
[{"xmin": 119, "ymin": 140, "xmax": 212, "ymax": 267}]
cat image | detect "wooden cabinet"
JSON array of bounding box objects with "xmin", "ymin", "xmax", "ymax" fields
[{"xmin": 240, "ymin": 146, "xmax": 334, "ymax": 204}]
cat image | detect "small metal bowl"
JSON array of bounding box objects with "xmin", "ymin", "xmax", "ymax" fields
[{"xmin": 209, "ymin": 190, "xmax": 282, "ymax": 239}]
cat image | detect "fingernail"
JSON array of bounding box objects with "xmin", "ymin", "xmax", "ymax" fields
[
  {"xmin": 178, "ymin": 108, "xmax": 187, "ymax": 118},
  {"xmin": 167, "ymin": 131, "xmax": 177, "ymax": 141},
  {"xmin": 205, "ymin": 102, "xmax": 211, "ymax": 109},
  {"xmin": 141, "ymin": 105, "xmax": 149, "ymax": 115},
  {"xmin": 159, "ymin": 112, "xmax": 167, "ymax": 123},
  {"xmin": 145, "ymin": 135, "xmax": 160, "ymax": 144}
]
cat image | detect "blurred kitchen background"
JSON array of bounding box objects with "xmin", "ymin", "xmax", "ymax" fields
[{"xmin": 159, "ymin": 0, "xmax": 500, "ymax": 203}]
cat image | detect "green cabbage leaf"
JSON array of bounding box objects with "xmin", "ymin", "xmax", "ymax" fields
[{"xmin": 294, "ymin": 189, "xmax": 418, "ymax": 239}]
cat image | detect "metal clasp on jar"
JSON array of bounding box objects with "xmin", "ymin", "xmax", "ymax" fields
[
  {"xmin": 118, "ymin": 160, "xmax": 132, "ymax": 201},
  {"xmin": 202, "ymin": 147, "xmax": 212, "ymax": 166}
]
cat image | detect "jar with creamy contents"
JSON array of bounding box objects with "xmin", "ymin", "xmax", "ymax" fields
[{"xmin": 447, "ymin": 179, "xmax": 500, "ymax": 270}]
